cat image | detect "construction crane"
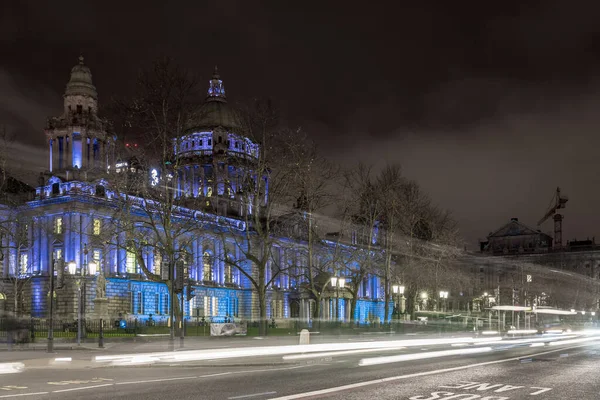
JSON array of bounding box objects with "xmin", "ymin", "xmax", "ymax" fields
[{"xmin": 537, "ymin": 187, "xmax": 568, "ymax": 248}]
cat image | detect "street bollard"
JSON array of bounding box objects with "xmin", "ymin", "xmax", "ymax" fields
[
  {"xmin": 30, "ymin": 320, "xmax": 35, "ymax": 343},
  {"xmin": 98, "ymin": 319, "xmax": 104, "ymax": 348},
  {"xmin": 299, "ymin": 329, "xmax": 310, "ymax": 345}
]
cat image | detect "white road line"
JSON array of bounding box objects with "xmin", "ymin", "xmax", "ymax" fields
[
  {"xmin": 198, "ymin": 372, "xmax": 232, "ymax": 378},
  {"xmin": 268, "ymin": 344, "xmax": 591, "ymax": 400},
  {"xmin": 116, "ymin": 376, "xmax": 196, "ymax": 385},
  {"xmin": 0, "ymin": 393, "xmax": 49, "ymax": 398},
  {"xmin": 229, "ymin": 392, "xmax": 277, "ymax": 399},
  {"xmin": 52, "ymin": 383, "xmax": 113, "ymax": 393}
]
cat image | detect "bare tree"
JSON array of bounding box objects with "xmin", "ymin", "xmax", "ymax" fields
[
  {"xmin": 391, "ymin": 181, "xmax": 464, "ymax": 317},
  {"xmin": 373, "ymin": 164, "xmax": 406, "ymax": 321},
  {"xmin": 216, "ymin": 99, "xmax": 298, "ymax": 335},
  {"xmin": 340, "ymin": 163, "xmax": 385, "ymax": 325},
  {"xmin": 0, "ymin": 126, "xmax": 37, "ymax": 315},
  {"xmin": 284, "ymin": 135, "xmax": 340, "ymax": 321},
  {"xmin": 107, "ymin": 58, "xmax": 203, "ymax": 345}
]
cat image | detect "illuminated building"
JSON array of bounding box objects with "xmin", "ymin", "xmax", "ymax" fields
[{"xmin": 0, "ymin": 57, "xmax": 390, "ymax": 325}]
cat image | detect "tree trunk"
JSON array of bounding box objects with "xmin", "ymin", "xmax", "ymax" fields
[
  {"xmin": 349, "ymin": 297, "xmax": 357, "ymax": 327},
  {"xmin": 406, "ymin": 288, "xmax": 416, "ymax": 320},
  {"xmin": 313, "ymin": 295, "xmax": 321, "ymax": 320},
  {"xmin": 384, "ymin": 251, "xmax": 392, "ymax": 322},
  {"xmin": 258, "ymin": 288, "xmax": 267, "ymax": 336}
]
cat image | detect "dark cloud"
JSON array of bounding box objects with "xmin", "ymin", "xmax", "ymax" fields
[{"xmin": 2, "ymin": 0, "xmax": 600, "ymax": 246}]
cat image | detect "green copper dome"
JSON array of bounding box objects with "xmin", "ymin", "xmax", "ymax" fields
[{"xmin": 191, "ymin": 67, "xmax": 242, "ymax": 131}]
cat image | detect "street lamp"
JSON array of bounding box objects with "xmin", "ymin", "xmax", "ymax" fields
[
  {"xmin": 392, "ymin": 284, "xmax": 405, "ymax": 319},
  {"xmin": 88, "ymin": 260, "xmax": 97, "ymax": 276},
  {"xmin": 67, "ymin": 260, "xmax": 77, "ymax": 275},
  {"xmin": 439, "ymin": 290, "xmax": 449, "ymax": 312},
  {"xmin": 331, "ymin": 276, "xmax": 345, "ymax": 322}
]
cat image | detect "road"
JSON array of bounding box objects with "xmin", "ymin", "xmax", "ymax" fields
[{"xmin": 1, "ymin": 334, "xmax": 600, "ymax": 399}]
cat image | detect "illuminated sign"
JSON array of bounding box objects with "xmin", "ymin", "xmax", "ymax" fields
[{"xmin": 150, "ymin": 169, "xmax": 159, "ymax": 186}]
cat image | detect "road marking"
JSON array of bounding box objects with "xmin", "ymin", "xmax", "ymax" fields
[
  {"xmin": 229, "ymin": 392, "xmax": 277, "ymax": 399},
  {"xmin": 198, "ymin": 372, "xmax": 232, "ymax": 378},
  {"xmin": 530, "ymin": 387, "xmax": 552, "ymax": 395},
  {"xmin": 0, "ymin": 387, "xmax": 27, "ymax": 391},
  {"xmin": 48, "ymin": 378, "xmax": 113, "ymax": 386},
  {"xmin": 116, "ymin": 376, "xmax": 196, "ymax": 385},
  {"xmin": 54, "ymin": 357, "xmax": 72, "ymax": 362},
  {"xmin": 52, "ymin": 383, "xmax": 113, "ymax": 393},
  {"xmin": 268, "ymin": 344, "xmax": 590, "ymax": 400},
  {"xmin": 0, "ymin": 393, "xmax": 49, "ymax": 398}
]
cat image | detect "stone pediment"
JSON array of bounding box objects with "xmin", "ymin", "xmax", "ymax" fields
[{"xmin": 488, "ymin": 220, "xmax": 540, "ymax": 238}]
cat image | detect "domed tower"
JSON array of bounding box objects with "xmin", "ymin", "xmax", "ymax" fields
[
  {"xmin": 173, "ymin": 67, "xmax": 262, "ymax": 217},
  {"xmin": 45, "ymin": 56, "xmax": 115, "ymax": 180}
]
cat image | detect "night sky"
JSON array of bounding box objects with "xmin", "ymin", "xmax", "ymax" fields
[{"xmin": 3, "ymin": 1, "xmax": 600, "ymax": 248}]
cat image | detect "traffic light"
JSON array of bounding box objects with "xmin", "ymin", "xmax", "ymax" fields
[
  {"xmin": 174, "ymin": 260, "xmax": 184, "ymax": 293},
  {"xmin": 56, "ymin": 259, "xmax": 65, "ymax": 289},
  {"xmin": 186, "ymin": 286, "xmax": 196, "ymax": 301}
]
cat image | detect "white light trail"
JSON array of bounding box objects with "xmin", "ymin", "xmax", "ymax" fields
[
  {"xmin": 0, "ymin": 363, "xmax": 24, "ymax": 374},
  {"xmin": 282, "ymin": 347, "xmax": 402, "ymax": 360},
  {"xmin": 94, "ymin": 336, "xmax": 502, "ymax": 365},
  {"xmin": 358, "ymin": 347, "xmax": 493, "ymax": 366}
]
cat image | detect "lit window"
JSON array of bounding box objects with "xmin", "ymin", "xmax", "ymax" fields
[
  {"xmin": 126, "ymin": 249, "xmax": 137, "ymax": 274},
  {"xmin": 163, "ymin": 293, "xmax": 169, "ymax": 315},
  {"xmin": 54, "ymin": 248, "xmax": 63, "ymax": 261},
  {"xmin": 93, "ymin": 250, "xmax": 101, "ymax": 264},
  {"xmin": 203, "ymin": 296, "xmax": 218, "ymax": 316},
  {"xmin": 19, "ymin": 253, "xmax": 28, "ymax": 275},
  {"xmin": 137, "ymin": 292, "xmax": 143, "ymax": 314},
  {"xmin": 203, "ymin": 251, "xmax": 212, "ymax": 281},
  {"xmin": 153, "ymin": 250, "xmax": 162, "ymax": 277},
  {"xmin": 204, "ymin": 296, "xmax": 210, "ymax": 316},
  {"xmin": 54, "ymin": 217, "xmax": 62, "ymax": 234},
  {"xmin": 207, "ymin": 187, "xmax": 212, "ymax": 198},
  {"xmin": 212, "ymin": 297, "xmax": 218, "ymax": 316},
  {"xmin": 225, "ymin": 262, "xmax": 234, "ymax": 284},
  {"xmin": 93, "ymin": 218, "xmax": 101, "ymax": 235}
]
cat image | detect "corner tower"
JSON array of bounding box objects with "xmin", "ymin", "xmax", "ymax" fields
[{"xmin": 45, "ymin": 56, "xmax": 115, "ymax": 179}]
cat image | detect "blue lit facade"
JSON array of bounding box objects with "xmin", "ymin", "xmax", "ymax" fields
[{"xmin": 0, "ymin": 59, "xmax": 391, "ymax": 324}]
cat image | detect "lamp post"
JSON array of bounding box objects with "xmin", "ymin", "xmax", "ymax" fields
[
  {"xmin": 392, "ymin": 284, "xmax": 405, "ymax": 319},
  {"xmin": 69, "ymin": 244, "xmax": 97, "ymax": 346},
  {"xmin": 47, "ymin": 258, "xmax": 57, "ymax": 353},
  {"xmin": 439, "ymin": 291, "xmax": 449, "ymax": 312},
  {"xmin": 330, "ymin": 276, "xmax": 346, "ymax": 323},
  {"xmin": 420, "ymin": 291, "xmax": 428, "ymax": 311}
]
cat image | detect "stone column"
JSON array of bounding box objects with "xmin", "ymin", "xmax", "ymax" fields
[
  {"xmin": 215, "ymin": 239, "xmax": 223, "ymax": 284},
  {"xmin": 118, "ymin": 232, "xmax": 127, "ymax": 274},
  {"xmin": 191, "ymin": 166, "xmax": 197, "ymax": 197},
  {"xmin": 66, "ymin": 133, "xmax": 73, "ymax": 170},
  {"xmin": 49, "ymin": 139, "xmax": 53, "ymax": 172},
  {"xmin": 82, "ymin": 135, "xmax": 88, "ymax": 170}
]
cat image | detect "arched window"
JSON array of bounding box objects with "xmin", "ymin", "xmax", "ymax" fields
[
  {"xmin": 0, "ymin": 293, "xmax": 6, "ymax": 300},
  {"xmin": 203, "ymin": 251, "xmax": 213, "ymax": 281}
]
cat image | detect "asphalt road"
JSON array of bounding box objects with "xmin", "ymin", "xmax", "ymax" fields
[{"xmin": 2, "ymin": 337, "xmax": 600, "ymax": 399}]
